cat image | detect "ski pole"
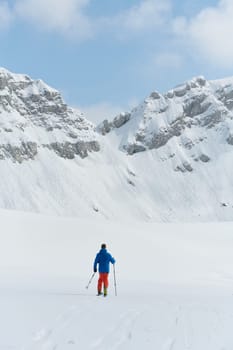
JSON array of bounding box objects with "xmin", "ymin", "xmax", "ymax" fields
[
  {"xmin": 86, "ymin": 272, "xmax": 96, "ymax": 289},
  {"xmin": 113, "ymin": 264, "xmax": 117, "ymax": 296}
]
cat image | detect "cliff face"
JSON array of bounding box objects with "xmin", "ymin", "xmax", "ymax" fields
[
  {"xmin": 1, "ymin": 68, "xmax": 233, "ymax": 222},
  {"xmin": 0, "ymin": 68, "xmax": 100, "ymax": 163},
  {"xmin": 99, "ymin": 76, "xmax": 233, "ymax": 169}
]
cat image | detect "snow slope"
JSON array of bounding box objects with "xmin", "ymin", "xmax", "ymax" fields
[
  {"xmin": 1, "ymin": 68, "xmax": 233, "ymax": 221},
  {"xmin": 1, "ymin": 210, "xmax": 233, "ymax": 349}
]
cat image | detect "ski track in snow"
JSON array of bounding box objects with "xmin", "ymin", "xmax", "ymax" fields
[
  {"xmin": 1, "ymin": 214, "xmax": 233, "ymax": 349},
  {"xmin": 24, "ymin": 297, "xmax": 141, "ymax": 350},
  {"xmin": 18, "ymin": 292, "xmax": 233, "ymax": 350},
  {"xmin": 90, "ymin": 310, "xmax": 141, "ymax": 350}
]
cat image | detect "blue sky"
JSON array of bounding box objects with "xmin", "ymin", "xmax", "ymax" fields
[{"xmin": 0, "ymin": 0, "xmax": 232, "ymax": 122}]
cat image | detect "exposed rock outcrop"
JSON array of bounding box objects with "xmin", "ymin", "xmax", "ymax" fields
[{"xmin": 0, "ymin": 68, "xmax": 100, "ymax": 162}]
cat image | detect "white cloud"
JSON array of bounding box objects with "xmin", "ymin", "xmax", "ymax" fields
[
  {"xmin": 0, "ymin": 0, "xmax": 172, "ymax": 40},
  {"xmin": 14, "ymin": 0, "xmax": 92, "ymax": 39},
  {"xmin": 0, "ymin": 2, "xmax": 13, "ymax": 30},
  {"xmin": 174, "ymin": 0, "xmax": 233, "ymax": 67},
  {"xmin": 120, "ymin": 0, "xmax": 171, "ymax": 31},
  {"xmin": 102, "ymin": 0, "xmax": 171, "ymax": 38}
]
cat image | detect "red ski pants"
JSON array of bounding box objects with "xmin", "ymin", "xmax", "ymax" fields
[{"xmin": 98, "ymin": 273, "xmax": 109, "ymax": 292}]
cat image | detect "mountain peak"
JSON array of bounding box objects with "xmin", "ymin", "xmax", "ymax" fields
[
  {"xmin": 0, "ymin": 67, "xmax": 100, "ymax": 163},
  {"xmin": 0, "ymin": 67, "xmax": 13, "ymax": 75},
  {"xmin": 1, "ymin": 68, "xmax": 233, "ymax": 221},
  {"xmin": 99, "ymin": 75, "xmax": 233, "ymax": 157},
  {"xmin": 0, "ymin": 67, "xmax": 59, "ymax": 95}
]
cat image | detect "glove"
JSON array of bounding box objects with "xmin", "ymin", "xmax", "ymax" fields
[{"xmin": 94, "ymin": 268, "xmax": 97, "ymax": 273}]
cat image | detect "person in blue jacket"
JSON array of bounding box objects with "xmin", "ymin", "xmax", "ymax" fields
[{"xmin": 93, "ymin": 243, "xmax": 115, "ymax": 296}]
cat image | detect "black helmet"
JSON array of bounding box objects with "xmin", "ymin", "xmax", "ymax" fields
[{"xmin": 101, "ymin": 243, "xmax": 106, "ymax": 249}]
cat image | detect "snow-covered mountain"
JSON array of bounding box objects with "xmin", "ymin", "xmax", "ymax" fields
[
  {"xmin": 99, "ymin": 75, "xmax": 233, "ymax": 160},
  {"xmin": 98, "ymin": 75, "xmax": 233, "ymax": 221},
  {"xmin": 1, "ymin": 68, "xmax": 233, "ymax": 221},
  {"xmin": 0, "ymin": 68, "xmax": 99, "ymax": 162}
]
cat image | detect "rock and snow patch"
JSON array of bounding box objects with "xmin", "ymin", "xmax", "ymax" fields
[
  {"xmin": 0, "ymin": 67, "xmax": 100, "ymax": 162},
  {"xmin": 1, "ymin": 68, "xmax": 233, "ymax": 221},
  {"xmin": 101, "ymin": 75, "xmax": 233, "ymax": 161}
]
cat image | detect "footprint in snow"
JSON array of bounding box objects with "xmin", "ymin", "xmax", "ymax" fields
[{"xmin": 162, "ymin": 338, "xmax": 176, "ymax": 350}]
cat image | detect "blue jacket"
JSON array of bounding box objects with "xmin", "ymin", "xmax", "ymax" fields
[{"xmin": 94, "ymin": 248, "xmax": 115, "ymax": 273}]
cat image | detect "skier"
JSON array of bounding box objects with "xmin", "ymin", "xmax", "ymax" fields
[{"xmin": 93, "ymin": 243, "xmax": 115, "ymax": 296}]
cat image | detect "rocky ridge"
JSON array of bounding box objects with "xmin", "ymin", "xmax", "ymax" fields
[
  {"xmin": 0, "ymin": 68, "xmax": 100, "ymax": 162},
  {"xmin": 1, "ymin": 68, "xmax": 233, "ymax": 221},
  {"xmin": 98, "ymin": 76, "xmax": 233, "ymax": 172}
]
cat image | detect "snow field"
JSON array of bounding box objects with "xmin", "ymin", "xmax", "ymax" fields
[
  {"xmin": 0, "ymin": 210, "xmax": 233, "ymax": 349},
  {"xmin": 18, "ymin": 291, "xmax": 233, "ymax": 350}
]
